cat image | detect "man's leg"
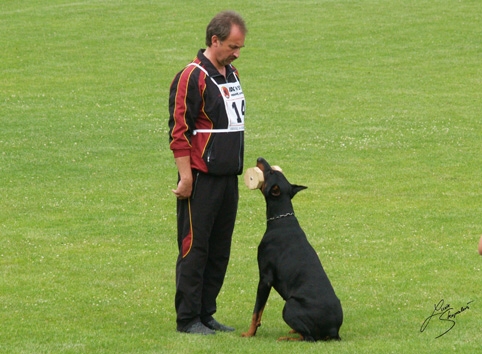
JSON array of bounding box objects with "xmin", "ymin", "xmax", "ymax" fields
[
  {"xmin": 200, "ymin": 176, "xmax": 238, "ymax": 330},
  {"xmin": 175, "ymin": 173, "xmax": 216, "ymax": 332}
]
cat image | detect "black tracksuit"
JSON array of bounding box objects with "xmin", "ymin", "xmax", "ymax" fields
[{"xmin": 168, "ymin": 49, "xmax": 244, "ymax": 330}]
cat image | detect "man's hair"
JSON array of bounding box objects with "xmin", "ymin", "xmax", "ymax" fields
[{"xmin": 205, "ymin": 10, "xmax": 247, "ymax": 47}]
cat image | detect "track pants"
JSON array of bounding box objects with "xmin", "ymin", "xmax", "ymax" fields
[{"xmin": 175, "ymin": 172, "xmax": 238, "ymax": 331}]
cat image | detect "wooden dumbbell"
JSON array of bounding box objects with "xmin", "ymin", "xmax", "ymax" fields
[{"xmin": 244, "ymin": 165, "xmax": 283, "ymax": 190}]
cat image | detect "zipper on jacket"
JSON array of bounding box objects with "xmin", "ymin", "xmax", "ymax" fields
[{"xmin": 205, "ymin": 135, "xmax": 215, "ymax": 164}]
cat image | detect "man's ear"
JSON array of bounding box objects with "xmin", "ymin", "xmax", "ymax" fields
[
  {"xmin": 290, "ymin": 184, "xmax": 307, "ymax": 198},
  {"xmin": 211, "ymin": 35, "xmax": 220, "ymax": 47}
]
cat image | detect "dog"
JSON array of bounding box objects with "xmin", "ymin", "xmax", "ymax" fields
[{"xmin": 242, "ymin": 157, "xmax": 343, "ymax": 341}]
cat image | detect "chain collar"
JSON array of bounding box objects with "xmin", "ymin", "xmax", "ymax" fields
[{"xmin": 267, "ymin": 212, "xmax": 295, "ymax": 222}]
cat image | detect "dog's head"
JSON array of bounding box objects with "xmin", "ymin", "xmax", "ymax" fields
[{"xmin": 256, "ymin": 157, "xmax": 307, "ymax": 201}]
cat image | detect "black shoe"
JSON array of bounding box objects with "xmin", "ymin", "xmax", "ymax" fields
[
  {"xmin": 204, "ymin": 319, "xmax": 235, "ymax": 332},
  {"xmin": 180, "ymin": 322, "xmax": 216, "ymax": 335}
]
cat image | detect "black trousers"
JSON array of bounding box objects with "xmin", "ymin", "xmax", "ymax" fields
[{"xmin": 175, "ymin": 172, "xmax": 238, "ymax": 331}]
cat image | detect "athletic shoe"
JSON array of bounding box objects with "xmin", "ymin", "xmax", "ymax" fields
[
  {"xmin": 203, "ymin": 319, "xmax": 235, "ymax": 332},
  {"xmin": 181, "ymin": 322, "xmax": 216, "ymax": 335}
]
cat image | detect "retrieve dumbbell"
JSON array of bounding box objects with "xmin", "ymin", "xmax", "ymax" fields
[{"xmin": 244, "ymin": 165, "xmax": 283, "ymax": 190}]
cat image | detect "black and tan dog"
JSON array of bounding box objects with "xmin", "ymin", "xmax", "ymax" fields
[{"xmin": 242, "ymin": 157, "xmax": 343, "ymax": 341}]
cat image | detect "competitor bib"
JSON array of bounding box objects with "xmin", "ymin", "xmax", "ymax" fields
[{"xmin": 187, "ymin": 63, "xmax": 245, "ymax": 135}]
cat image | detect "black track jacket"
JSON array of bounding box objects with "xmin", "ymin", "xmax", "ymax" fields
[{"xmin": 169, "ymin": 49, "xmax": 244, "ymax": 176}]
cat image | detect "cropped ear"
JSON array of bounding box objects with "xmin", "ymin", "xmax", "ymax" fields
[{"xmin": 290, "ymin": 184, "xmax": 307, "ymax": 198}]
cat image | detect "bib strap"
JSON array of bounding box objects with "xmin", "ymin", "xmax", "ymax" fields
[
  {"xmin": 193, "ymin": 128, "xmax": 243, "ymax": 135},
  {"xmin": 187, "ymin": 62, "xmax": 245, "ymax": 135}
]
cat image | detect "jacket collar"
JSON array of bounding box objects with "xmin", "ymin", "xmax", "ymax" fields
[{"xmin": 196, "ymin": 49, "xmax": 236, "ymax": 79}]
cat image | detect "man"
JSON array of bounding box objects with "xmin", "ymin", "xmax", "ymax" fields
[{"xmin": 168, "ymin": 11, "xmax": 247, "ymax": 335}]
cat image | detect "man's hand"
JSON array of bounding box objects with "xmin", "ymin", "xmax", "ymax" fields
[
  {"xmin": 172, "ymin": 178, "xmax": 192, "ymax": 199},
  {"xmin": 172, "ymin": 156, "xmax": 193, "ymax": 199}
]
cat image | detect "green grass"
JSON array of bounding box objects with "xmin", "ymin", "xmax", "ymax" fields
[{"xmin": 1, "ymin": 0, "xmax": 481, "ymax": 353}]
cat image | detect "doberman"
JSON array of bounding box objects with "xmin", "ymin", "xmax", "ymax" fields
[{"xmin": 242, "ymin": 157, "xmax": 343, "ymax": 341}]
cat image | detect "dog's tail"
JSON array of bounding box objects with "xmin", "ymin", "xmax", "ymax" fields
[
  {"xmin": 305, "ymin": 328, "xmax": 341, "ymax": 342},
  {"xmin": 317, "ymin": 328, "xmax": 341, "ymax": 341},
  {"xmin": 328, "ymin": 327, "xmax": 341, "ymax": 341}
]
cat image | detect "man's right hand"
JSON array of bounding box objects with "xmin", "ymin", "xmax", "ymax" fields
[
  {"xmin": 172, "ymin": 178, "xmax": 192, "ymax": 199},
  {"xmin": 172, "ymin": 155, "xmax": 193, "ymax": 199}
]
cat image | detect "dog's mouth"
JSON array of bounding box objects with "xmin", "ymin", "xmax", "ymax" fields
[
  {"xmin": 257, "ymin": 157, "xmax": 283, "ymax": 175},
  {"xmin": 256, "ymin": 157, "xmax": 282, "ymax": 196},
  {"xmin": 256, "ymin": 157, "xmax": 269, "ymax": 172}
]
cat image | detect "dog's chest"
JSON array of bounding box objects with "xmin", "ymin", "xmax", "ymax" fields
[{"xmin": 259, "ymin": 225, "xmax": 316, "ymax": 261}]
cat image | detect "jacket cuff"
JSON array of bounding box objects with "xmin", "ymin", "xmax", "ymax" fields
[{"xmin": 172, "ymin": 149, "xmax": 191, "ymax": 158}]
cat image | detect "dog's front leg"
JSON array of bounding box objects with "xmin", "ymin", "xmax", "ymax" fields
[
  {"xmin": 242, "ymin": 282, "xmax": 271, "ymax": 337},
  {"xmin": 241, "ymin": 307, "xmax": 265, "ymax": 337}
]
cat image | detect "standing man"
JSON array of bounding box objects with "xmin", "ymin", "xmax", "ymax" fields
[{"xmin": 168, "ymin": 11, "xmax": 247, "ymax": 335}]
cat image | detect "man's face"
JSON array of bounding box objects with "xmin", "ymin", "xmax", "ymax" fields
[{"xmin": 212, "ymin": 25, "xmax": 245, "ymax": 67}]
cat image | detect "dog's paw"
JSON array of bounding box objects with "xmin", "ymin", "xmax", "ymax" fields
[
  {"xmin": 277, "ymin": 334, "xmax": 303, "ymax": 341},
  {"xmin": 277, "ymin": 329, "xmax": 304, "ymax": 341}
]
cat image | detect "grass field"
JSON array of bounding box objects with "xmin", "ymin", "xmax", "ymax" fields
[{"xmin": 1, "ymin": 0, "xmax": 481, "ymax": 353}]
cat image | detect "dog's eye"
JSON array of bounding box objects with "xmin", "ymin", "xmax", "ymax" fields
[{"xmin": 270, "ymin": 185, "xmax": 281, "ymax": 197}]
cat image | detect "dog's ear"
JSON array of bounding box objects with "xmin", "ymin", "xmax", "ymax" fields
[{"xmin": 290, "ymin": 184, "xmax": 307, "ymax": 198}]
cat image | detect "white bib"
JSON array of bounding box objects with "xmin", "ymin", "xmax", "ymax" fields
[{"xmin": 187, "ymin": 63, "xmax": 245, "ymax": 135}]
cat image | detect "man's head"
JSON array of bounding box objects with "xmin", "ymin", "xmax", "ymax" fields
[
  {"xmin": 204, "ymin": 11, "xmax": 247, "ymax": 68},
  {"xmin": 206, "ymin": 11, "xmax": 247, "ymax": 47}
]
